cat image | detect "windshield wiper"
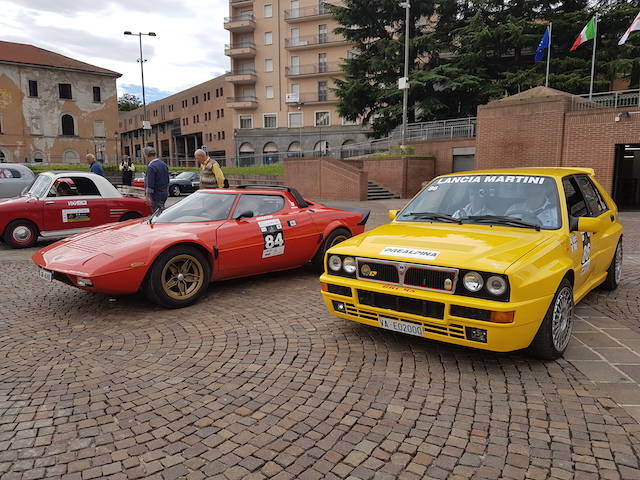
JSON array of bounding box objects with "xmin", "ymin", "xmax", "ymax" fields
[
  {"xmin": 147, "ymin": 208, "xmax": 162, "ymax": 225},
  {"xmin": 405, "ymin": 212, "xmax": 462, "ymax": 224},
  {"xmin": 463, "ymin": 215, "xmax": 541, "ymax": 231}
]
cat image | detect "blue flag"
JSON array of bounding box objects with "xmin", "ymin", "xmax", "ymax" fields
[{"xmin": 535, "ymin": 27, "xmax": 550, "ymax": 62}]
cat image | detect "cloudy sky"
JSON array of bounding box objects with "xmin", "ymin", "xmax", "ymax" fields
[{"xmin": 1, "ymin": 0, "xmax": 230, "ymax": 101}]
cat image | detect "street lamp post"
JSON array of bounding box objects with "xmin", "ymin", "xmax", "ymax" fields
[
  {"xmin": 124, "ymin": 31, "xmax": 156, "ymax": 150},
  {"xmin": 399, "ymin": 1, "xmax": 410, "ymax": 149}
]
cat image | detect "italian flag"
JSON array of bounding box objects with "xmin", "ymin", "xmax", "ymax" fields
[{"xmin": 570, "ymin": 17, "xmax": 596, "ymax": 51}]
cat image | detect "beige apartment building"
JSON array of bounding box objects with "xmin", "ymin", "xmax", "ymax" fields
[
  {"xmin": 118, "ymin": 74, "xmax": 233, "ymax": 165},
  {"xmin": 0, "ymin": 41, "xmax": 120, "ymax": 164},
  {"xmin": 224, "ymin": 0, "xmax": 369, "ymax": 161}
]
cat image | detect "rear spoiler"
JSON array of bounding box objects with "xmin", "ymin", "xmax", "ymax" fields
[{"xmin": 331, "ymin": 206, "xmax": 370, "ymax": 225}]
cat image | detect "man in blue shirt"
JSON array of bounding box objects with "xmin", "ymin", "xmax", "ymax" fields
[
  {"xmin": 85, "ymin": 154, "xmax": 104, "ymax": 176},
  {"xmin": 143, "ymin": 146, "xmax": 169, "ymax": 212}
]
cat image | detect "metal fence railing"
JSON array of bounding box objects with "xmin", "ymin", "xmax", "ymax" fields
[{"xmin": 572, "ymin": 89, "xmax": 640, "ymax": 110}]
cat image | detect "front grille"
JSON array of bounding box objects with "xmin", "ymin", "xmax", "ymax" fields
[
  {"xmin": 327, "ymin": 284, "xmax": 352, "ymax": 297},
  {"xmin": 53, "ymin": 272, "xmax": 74, "ymax": 286},
  {"xmin": 404, "ymin": 267, "xmax": 455, "ymax": 291},
  {"xmin": 358, "ymin": 290, "xmax": 444, "ymax": 319},
  {"xmin": 357, "ymin": 260, "xmax": 399, "ymax": 283},
  {"xmin": 341, "ymin": 302, "xmax": 464, "ymax": 339},
  {"xmin": 450, "ymin": 305, "xmax": 491, "ymax": 322}
]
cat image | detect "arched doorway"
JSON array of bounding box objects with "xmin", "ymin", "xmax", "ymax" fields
[
  {"xmin": 287, "ymin": 141, "xmax": 302, "ymax": 158},
  {"xmin": 0, "ymin": 148, "xmax": 9, "ymax": 163},
  {"xmin": 32, "ymin": 150, "xmax": 44, "ymax": 163},
  {"xmin": 63, "ymin": 149, "xmax": 80, "ymax": 164},
  {"xmin": 340, "ymin": 139, "xmax": 356, "ymax": 159},
  {"xmin": 262, "ymin": 142, "xmax": 279, "ymax": 164},
  {"xmin": 313, "ymin": 140, "xmax": 329, "ymax": 156},
  {"xmin": 238, "ymin": 142, "xmax": 255, "ymax": 167},
  {"xmin": 61, "ymin": 114, "xmax": 75, "ymax": 136}
]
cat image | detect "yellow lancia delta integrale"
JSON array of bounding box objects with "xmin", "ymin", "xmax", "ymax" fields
[{"xmin": 320, "ymin": 168, "xmax": 623, "ymax": 359}]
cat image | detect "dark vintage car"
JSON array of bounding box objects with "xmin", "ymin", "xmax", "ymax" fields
[{"xmin": 169, "ymin": 171, "xmax": 200, "ymax": 197}]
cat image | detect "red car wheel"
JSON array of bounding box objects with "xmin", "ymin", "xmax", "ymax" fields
[{"xmin": 4, "ymin": 220, "xmax": 38, "ymax": 249}]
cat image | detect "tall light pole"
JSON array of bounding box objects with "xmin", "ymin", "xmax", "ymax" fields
[
  {"xmin": 399, "ymin": 1, "xmax": 410, "ymax": 149},
  {"xmin": 124, "ymin": 31, "xmax": 156, "ymax": 150}
]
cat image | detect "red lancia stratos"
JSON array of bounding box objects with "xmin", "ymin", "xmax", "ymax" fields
[
  {"xmin": 1, "ymin": 171, "xmax": 150, "ymax": 248},
  {"xmin": 33, "ymin": 186, "xmax": 369, "ymax": 308}
]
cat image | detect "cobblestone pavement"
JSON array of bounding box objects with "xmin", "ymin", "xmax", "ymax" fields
[{"xmin": 1, "ymin": 201, "xmax": 640, "ymax": 480}]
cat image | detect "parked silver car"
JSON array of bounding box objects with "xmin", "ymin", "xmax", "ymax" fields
[{"xmin": 0, "ymin": 164, "xmax": 35, "ymax": 198}]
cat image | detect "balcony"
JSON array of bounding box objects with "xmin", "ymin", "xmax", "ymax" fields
[
  {"xmin": 225, "ymin": 68, "xmax": 257, "ymax": 84},
  {"xmin": 227, "ymin": 96, "xmax": 258, "ymax": 109},
  {"xmin": 230, "ymin": 0, "xmax": 253, "ymax": 6},
  {"xmin": 285, "ymin": 33, "xmax": 350, "ymax": 50},
  {"xmin": 284, "ymin": 4, "xmax": 331, "ymax": 23},
  {"xmin": 224, "ymin": 14, "xmax": 256, "ymax": 33},
  {"xmin": 224, "ymin": 41, "xmax": 256, "ymax": 58},
  {"xmin": 295, "ymin": 91, "xmax": 339, "ymax": 105},
  {"xmin": 285, "ymin": 62, "xmax": 342, "ymax": 78}
]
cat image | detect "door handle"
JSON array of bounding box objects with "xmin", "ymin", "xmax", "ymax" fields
[{"xmin": 45, "ymin": 201, "xmax": 55, "ymax": 205}]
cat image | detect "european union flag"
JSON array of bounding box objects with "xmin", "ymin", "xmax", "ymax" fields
[{"xmin": 535, "ymin": 28, "xmax": 550, "ymax": 62}]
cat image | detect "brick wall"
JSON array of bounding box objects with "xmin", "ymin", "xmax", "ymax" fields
[
  {"xmin": 476, "ymin": 96, "xmax": 571, "ymax": 170},
  {"xmin": 283, "ymin": 157, "xmax": 367, "ymax": 201},
  {"xmin": 411, "ymin": 138, "xmax": 477, "ymax": 176}
]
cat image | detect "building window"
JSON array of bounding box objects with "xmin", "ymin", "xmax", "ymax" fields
[
  {"xmin": 263, "ymin": 114, "xmax": 277, "ymax": 128},
  {"xmin": 264, "ymin": 4, "xmax": 272, "ymax": 17},
  {"xmin": 28, "ymin": 80, "xmax": 38, "ymax": 97},
  {"xmin": 239, "ymin": 115, "xmax": 252, "ymax": 129},
  {"xmin": 94, "ymin": 120, "xmax": 105, "ymax": 138},
  {"xmin": 315, "ymin": 111, "xmax": 330, "ymax": 126},
  {"xmin": 61, "ymin": 114, "xmax": 75, "ymax": 135},
  {"xmin": 289, "ymin": 112, "xmax": 303, "ymax": 128},
  {"xmin": 169, "ymin": 104, "xmax": 174, "ymax": 112},
  {"xmin": 314, "ymin": 140, "xmax": 329, "ymax": 155},
  {"xmin": 215, "ymin": 88, "xmax": 219, "ymax": 97},
  {"xmin": 265, "ymin": 32, "xmax": 273, "ymax": 45},
  {"xmin": 265, "ymin": 86, "xmax": 274, "ymax": 99},
  {"xmin": 217, "ymin": 110, "xmax": 220, "ymax": 118},
  {"xmin": 318, "ymin": 53, "xmax": 327, "ymax": 73},
  {"xmin": 342, "ymin": 116, "xmax": 358, "ymax": 126},
  {"xmin": 318, "ymin": 81, "xmax": 328, "ymax": 101},
  {"xmin": 290, "ymin": 56, "xmax": 300, "ymax": 75},
  {"xmin": 222, "ymin": 131, "xmax": 225, "ymax": 139},
  {"xmin": 58, "ymin": 84, "xmax": 72, "ymax": 99},
  {"xmin": 318, "ymin": 24, "xmax": 328, "ymax": 43},
  {"xmin": 221, "ymin": 108, "xmax": 224, "ymax": 118},
  {"xmin": 220, "ymin": 87, "xmax": 223, "ymax": 96},
  {"xmin": 93, "ymin": 86, "xmax": 101, "ymax": 102},
  {"xmin": 265, "ymin": 59, "xmax": 273, "ymax": 72},
  {"xmin": 347, "ymin": 50, "xmax": 358, "ymax": 59}
]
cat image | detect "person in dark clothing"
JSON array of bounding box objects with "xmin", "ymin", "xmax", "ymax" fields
[
  {"xmin": 119, "ymin": 157, "xmax": 135, "ymax": 186},
  {"xmin": 86, "ymin": 154, "xmax": 104, "ymax": 176},
  {"xmin": 143, "ymin": 147, "xmax": 169, "ymax": 212}
]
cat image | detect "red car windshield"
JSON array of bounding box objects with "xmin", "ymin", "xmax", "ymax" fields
[{"xmin": 154, "ymin": 191, "xmax": 237, "ymax": 223}]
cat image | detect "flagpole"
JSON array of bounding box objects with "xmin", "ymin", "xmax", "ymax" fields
[
  {"xmin": 545, "ymin": 23, "xmax": 552, "ymax": 88},
  {"xmin": 589, "ymin": 16, "xmax": 598, "ymax": 100}
]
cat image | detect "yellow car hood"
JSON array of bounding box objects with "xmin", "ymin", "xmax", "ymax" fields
[{"xmin": 333, "ymin": 222, "xmax": 554, "ymax": 273}]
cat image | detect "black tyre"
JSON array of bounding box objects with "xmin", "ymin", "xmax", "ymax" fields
[
  {"xmin": 601, "ymin": 240, "xmax": 622, "ymax": 291},
  {"xmin": 3, "ymin": 220, "xmax": 38, "ymax": 248},
  {"xmin": 529, "ymin": 278, "xmax": 574, "ymax": 360},
  {"xmin": 144, "ymin": 245, "xmax": 211, "ymax": 308},
  {"xmin": 120, "ymin": 212, "xmax": 142, "ymax": 222},
  {"xmin": 311, "ymin": 227, "xmax": 351, "ymax": 272},
  {"xmin": 170, "ymin": 185, "xmax": 181, "ymax": 197}
]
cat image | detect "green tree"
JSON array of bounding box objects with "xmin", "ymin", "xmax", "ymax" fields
[{"xmin": 118, "ymin": 93, "xmax": 142, "ymax": 112}]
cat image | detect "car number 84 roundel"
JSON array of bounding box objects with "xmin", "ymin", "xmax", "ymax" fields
[{"xmin": 259, "ymin": 218, "xmax": 285, "ymax": 258}]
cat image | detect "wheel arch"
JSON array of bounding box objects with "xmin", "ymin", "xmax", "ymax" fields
[
  {"xmin": 3, "ymin": 217, "xmax": 40, "ymax": 237},
  {"xmin": 313, "ymin": 221, "xmax": 352, "ymax": 257},
  {"xmin": 145, "ymin": 240, "xmax": 215, "ymax": 280}
]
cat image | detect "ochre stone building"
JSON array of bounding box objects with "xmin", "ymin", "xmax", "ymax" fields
[{"xmin": 0, "ymin": 41, "xmax": 120, "ymax": 164}]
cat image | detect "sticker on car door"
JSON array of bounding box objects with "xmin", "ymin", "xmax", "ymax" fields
[
  {"xmin": 259, "ymin": 218, "xmax": 285, "ymax": 258},
  {"xmin": 580, "ymin": 232, "xmax": 591, "ymax": 274},
  {"xmin": 62, "ymin": 208, "xmax": 91, "ymax": 223}
]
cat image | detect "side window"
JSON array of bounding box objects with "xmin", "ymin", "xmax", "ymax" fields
[
  {"xmin": 71, "ymin": 177, "xmax": 100, "ymax": 196},
  {"xmin": 562, "ymin": 176, "xmax": 588, "ymax": 218},
  {"xmin": 0, "ymin": 168, "xmax": 14, "ymax": 178},
  {"xmin": 234, "ymin": 194, "xmax": 285, "ymax": 217},
  {"xmin": 9, "ymin": 169, "xmax": 21, "ymax": 178},
  {"xmin": 575, "ymin": 175, "xmax": 607, "ymax": 216}
]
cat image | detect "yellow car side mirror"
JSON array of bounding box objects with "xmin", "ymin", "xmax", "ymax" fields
[
  {"xmin": 388, "ymin": 209, "xmax": 398, "ymax": 221},
  {"xmin": 577, "ymin": 217, "xmax": 600, "ymax": 233}
]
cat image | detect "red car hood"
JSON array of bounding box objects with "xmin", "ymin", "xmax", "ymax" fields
[{"xmin": 33, "ymin": 219, "xmax": 218, "ymax": 276}]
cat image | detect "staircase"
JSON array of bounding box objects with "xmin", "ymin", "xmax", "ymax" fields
[{"xmin": 368, "ymin": 181, "xmax": 400, "ymax": 200}]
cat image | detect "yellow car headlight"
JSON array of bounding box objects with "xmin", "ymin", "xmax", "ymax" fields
[{"xmin": 463, "ymin": 271, "xmax": 484, "ymax": 292}]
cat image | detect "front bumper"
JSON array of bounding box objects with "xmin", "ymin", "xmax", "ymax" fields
[{"xmin": 320, "ymin": 274, "xmax": 553, "ymax": 352}]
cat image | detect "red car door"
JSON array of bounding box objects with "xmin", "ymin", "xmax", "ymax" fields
[
  {"xmin": 41, "ymin": 176, "xmax": 108, "ymax": 233},
  {"xmin": 216, "ymin": 193, "xmax": 316, "ymax": 279}
]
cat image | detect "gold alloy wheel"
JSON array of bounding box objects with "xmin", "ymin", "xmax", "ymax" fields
[
  {"xmin": 329, "ymin": 233, "xmax": 349, "ymax": 247},
  {"xmin": 161, "ymin": 254, "xmax": 205, "ymax": 301}
]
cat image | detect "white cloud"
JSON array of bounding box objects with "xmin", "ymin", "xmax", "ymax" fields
[{"xmin": 0, "ymin": 0, "xmax": 230, "ymax": 98}]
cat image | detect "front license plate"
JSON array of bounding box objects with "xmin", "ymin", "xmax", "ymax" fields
[
  {"xmin": 378, "ymin": 316, "xmax": 424, "ymax": 337},
  {"xmin": 38, "ymin": 268, "xmax": 53, "ymax": 282}
]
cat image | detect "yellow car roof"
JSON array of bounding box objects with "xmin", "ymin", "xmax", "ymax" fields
[{"xmin": 440, "ymin": 167, "xmax": 594, "ymax": 178}]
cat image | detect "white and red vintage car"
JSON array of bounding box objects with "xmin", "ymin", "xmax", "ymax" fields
[{"xmin": 1, "ymin": 171, "xmax": 150, "ymax": 248}]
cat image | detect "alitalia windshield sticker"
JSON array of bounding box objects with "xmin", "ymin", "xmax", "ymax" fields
[
  {"xmin": 436, "ymin": 175, "xmax": 546, "ymax": 184},
  {"xmin": 380, "ymin": 247, "xmax": 440, "ymax": 260}
]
